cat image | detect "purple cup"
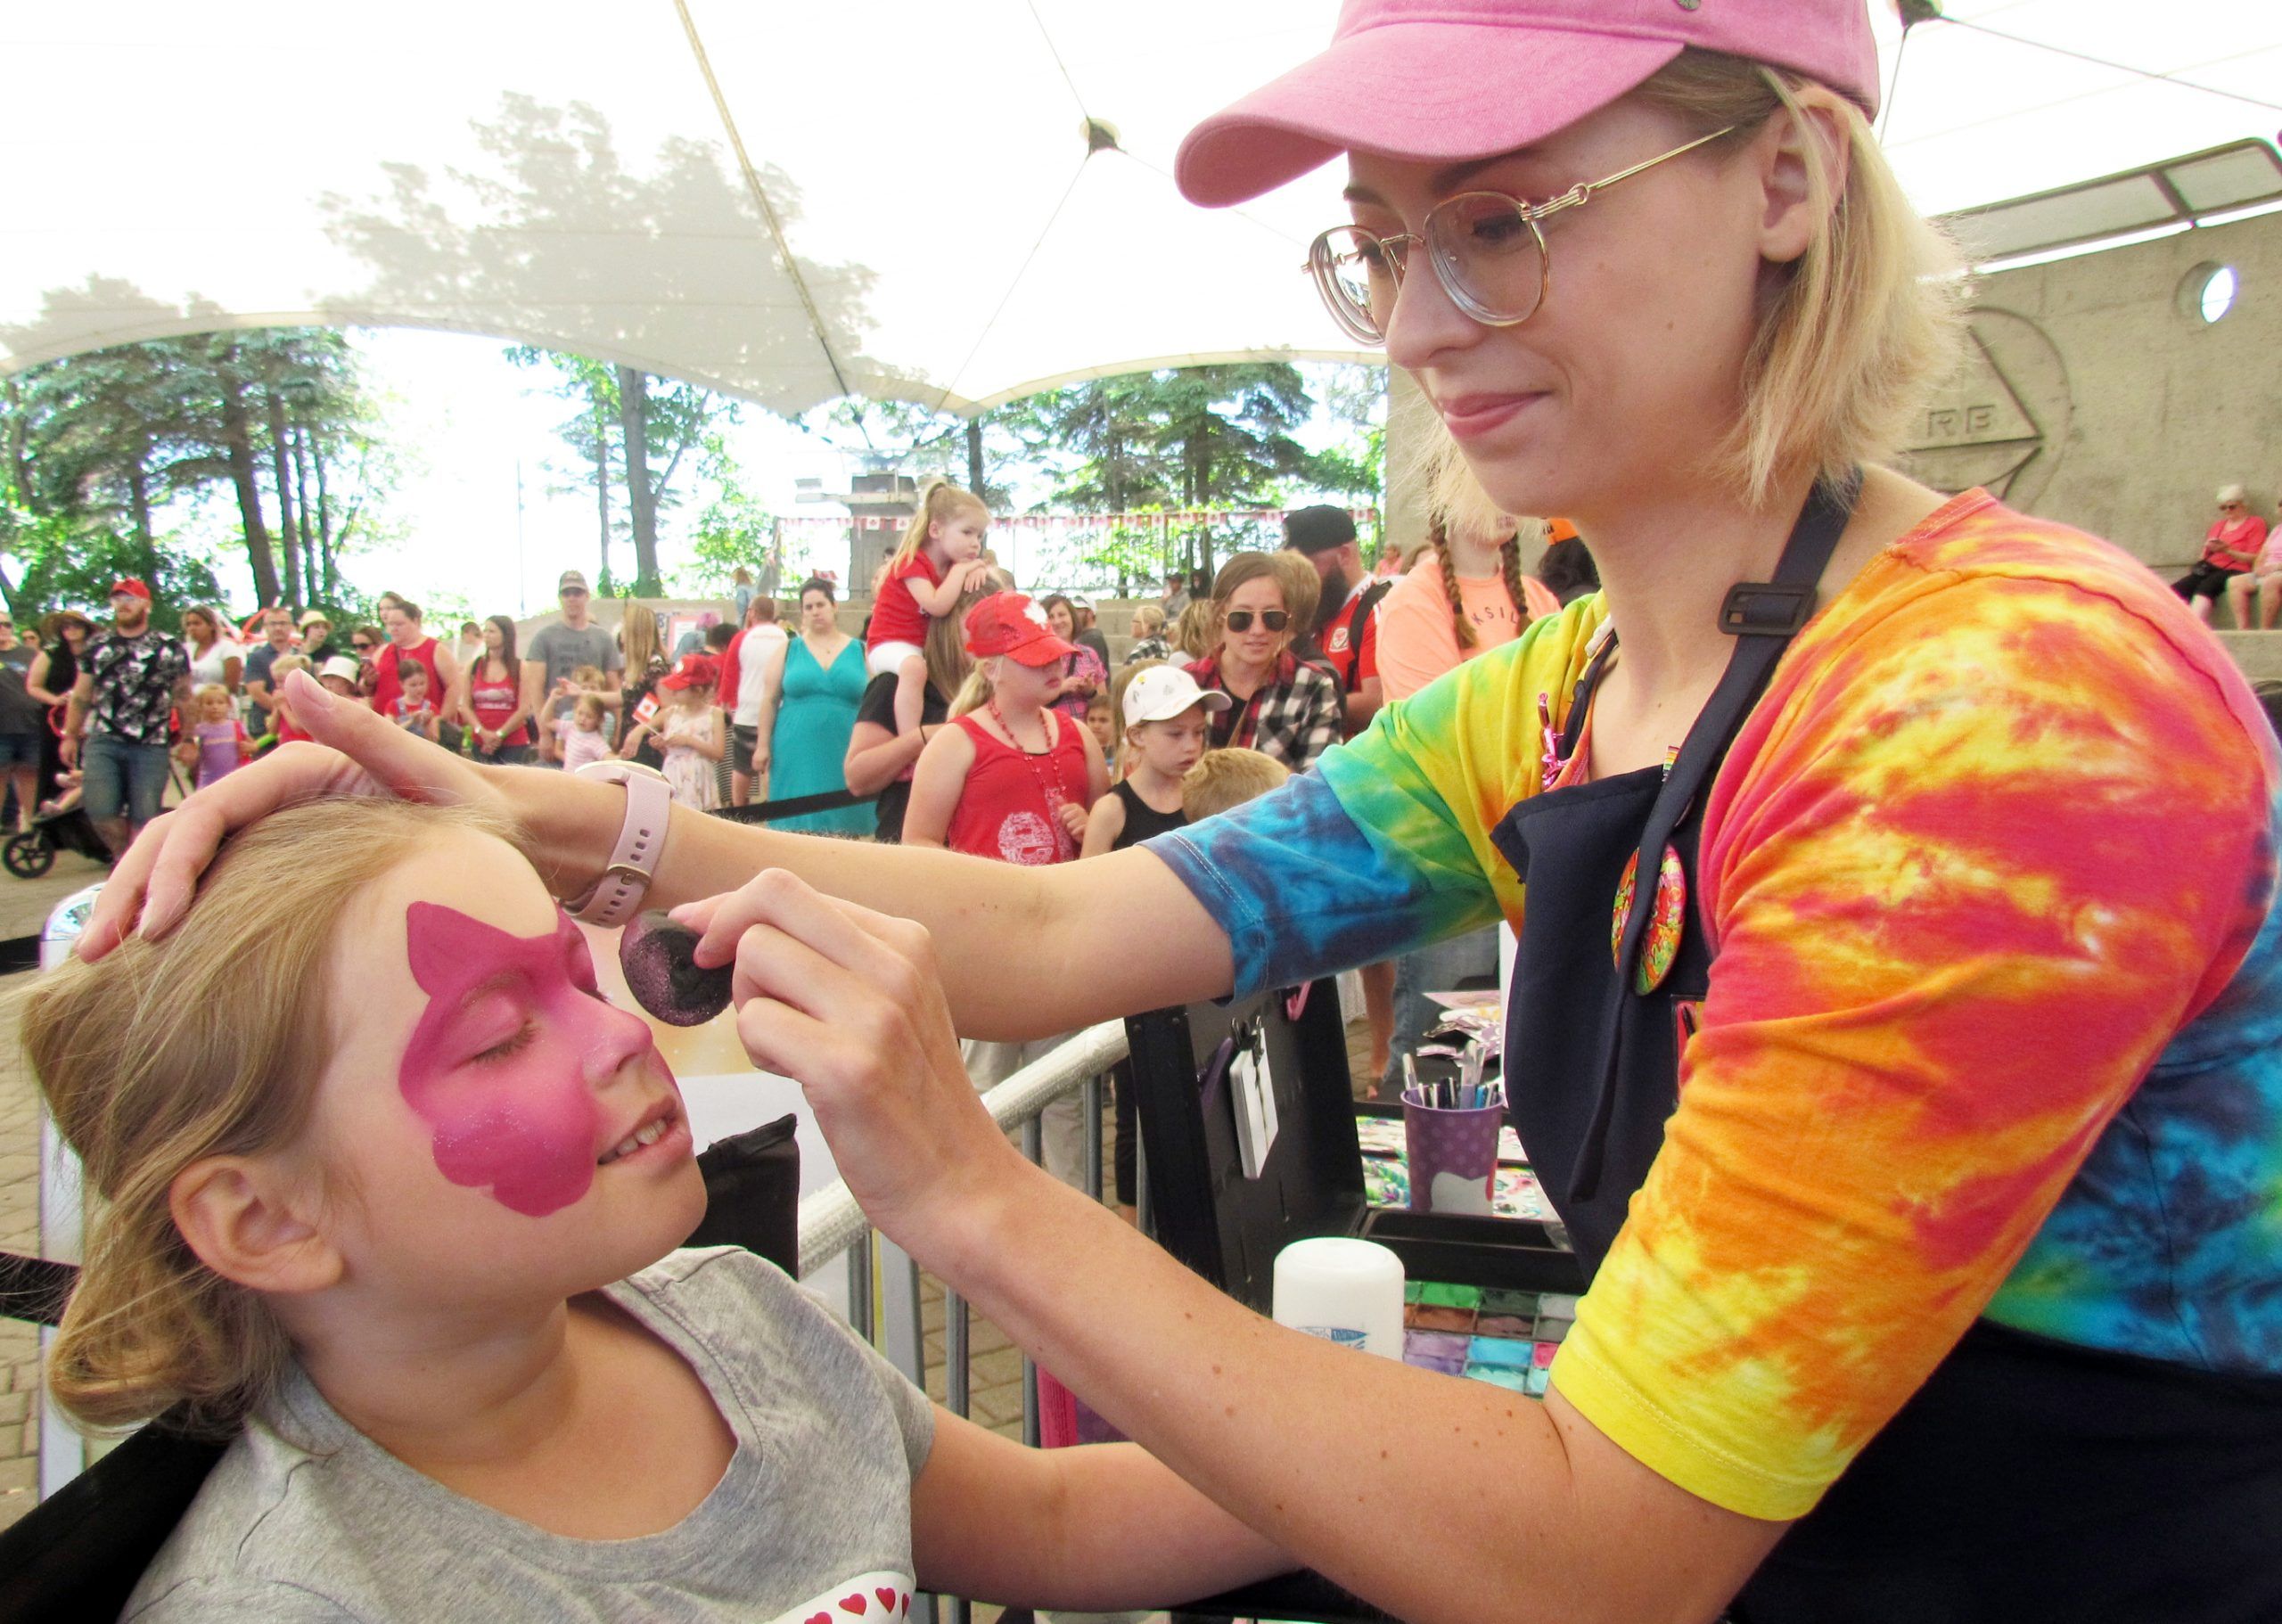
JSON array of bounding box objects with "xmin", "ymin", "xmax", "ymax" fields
[{"xmin": 1403, "ymin": 1092, "xmax": 1501, "ymax": 1215}]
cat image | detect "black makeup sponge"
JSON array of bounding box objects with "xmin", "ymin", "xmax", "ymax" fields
[{"xmin": 619, "ymin": 910, "xmax": 734, "ymax": 1027}]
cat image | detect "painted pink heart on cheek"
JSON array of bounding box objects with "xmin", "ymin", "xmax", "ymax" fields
[{"xmin": 399, "ymin": 904, "xmax": 649, "ymax": 1217}]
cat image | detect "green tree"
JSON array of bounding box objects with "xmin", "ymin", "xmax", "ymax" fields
[
  {"xmin": 677, "ymin": 430, "xmax": 778, "ymax": 595},
  {"xmin": 510, "ymin": 349, "xmax": 735, "ymax": 596},
  {"xmin": 4, "ymin": 330, "xmax": 390, "ymax": 612}
]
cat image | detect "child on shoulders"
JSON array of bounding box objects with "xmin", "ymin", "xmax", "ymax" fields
[{"xmin": 869, "ymin": 480, "xmax": 991, "ymax": 741}]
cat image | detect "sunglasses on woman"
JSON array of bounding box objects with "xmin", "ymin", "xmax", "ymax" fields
[
  {"xmin": 351, "ymin": 639, "xmax": 375, "ymax": 652},
  {"xmin": 1225, "ymin": 610, "xmax": 1290, "ymax": 633}
]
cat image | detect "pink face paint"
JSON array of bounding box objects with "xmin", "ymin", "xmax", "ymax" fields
[{"xmin": 398, "ymin": 902, "xmax": 656, "ymax": 1217}]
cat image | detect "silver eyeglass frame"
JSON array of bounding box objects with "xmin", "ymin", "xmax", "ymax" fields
[{"xmin": 1305, "ymin": 123, "xmax": 1743, "ymax": 344}]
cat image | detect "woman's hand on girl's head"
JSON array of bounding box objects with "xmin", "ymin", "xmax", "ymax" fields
[
  {"xmin": 78, "ymin": 669, "xmax": 507, "ymax": 961},
  {"xmin": 670, "ymin": 869, "xmax": 1026, "ymax": 1249}
]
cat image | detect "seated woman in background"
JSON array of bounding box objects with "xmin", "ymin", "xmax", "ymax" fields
[{"xmin": 2176, "ymin": 482, "xmax": 2265, "ymax": 625}]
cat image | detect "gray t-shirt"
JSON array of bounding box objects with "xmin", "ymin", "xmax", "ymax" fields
[
  {"xmin": 125, "ymin": 1248, "xmax": 935, "ymax": 1622},
  {"xmin": 0, "ymin": 646, "xmax": 41, "ymax": 734},
  {"xmin": 526, "ymin": 621, "xmax": 623, "ymax": 697}
]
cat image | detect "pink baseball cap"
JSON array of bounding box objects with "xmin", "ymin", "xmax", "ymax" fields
[{"xmin": 1176, "ymin": 0, "xmax": 1880, "ymax": 208}]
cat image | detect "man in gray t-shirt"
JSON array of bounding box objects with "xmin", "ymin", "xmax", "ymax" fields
[
  {"xmin": 522, "ymin": 569, "xmax": 625, "ymax": 731},
  {"xmin": 124, "ymin": 1248, "xmax": 932, "ymax": 1621}
]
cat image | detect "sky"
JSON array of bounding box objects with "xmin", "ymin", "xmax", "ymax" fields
[{"xmin": 160, "ymin": 330, "xmax": 1377, "ymax": 623}]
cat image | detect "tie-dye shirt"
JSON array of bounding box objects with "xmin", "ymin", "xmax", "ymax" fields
[{"xmin": 1147, "ymin": 490, "xmax": 2282, "ymax": 1521}]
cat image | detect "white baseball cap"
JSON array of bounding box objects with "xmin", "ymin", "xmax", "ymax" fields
[{"xmin": 1123, "ymin": 665, "xmax": 1232, "ymax": 728}]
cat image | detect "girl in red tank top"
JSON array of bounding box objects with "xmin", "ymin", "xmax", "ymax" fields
[{"xmin": 902, "ymin": 591, "xmax": 1109, "ymax": 864}]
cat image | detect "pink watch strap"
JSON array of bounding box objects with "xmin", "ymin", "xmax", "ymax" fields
[{"xmin": 567, "ymin": 767, "xmax": 672, "ymax": 928}]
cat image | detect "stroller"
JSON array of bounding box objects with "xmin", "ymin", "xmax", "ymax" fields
[{"xmin": 4, "ymin": 800, "xmax": 112, "ymax": 878}]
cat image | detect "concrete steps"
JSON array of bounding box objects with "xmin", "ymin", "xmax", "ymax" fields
[{"xmin": 2212, "ymin": 631, "xmax": 2282, "ymax": 684}]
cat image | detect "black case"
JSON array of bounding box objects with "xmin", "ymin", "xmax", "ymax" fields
[{"xmin": 1123, "ymin": 980, "xmax": 1586, "ymax": 1622}]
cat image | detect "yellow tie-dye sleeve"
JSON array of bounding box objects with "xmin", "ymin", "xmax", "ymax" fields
[{"xmin": 1550, "ymin": 508, "xmax": 2276, "ymax": 1521}]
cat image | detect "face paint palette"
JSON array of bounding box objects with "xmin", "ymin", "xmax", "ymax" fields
[{"xmin": 1399, "ymin": 1281, "xmax": 1575, "ymax": 1398}]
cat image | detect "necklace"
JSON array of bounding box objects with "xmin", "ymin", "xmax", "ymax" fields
[{"xmin": 988, "ymin": 695, "xmax": 1076, "ymax": 857}]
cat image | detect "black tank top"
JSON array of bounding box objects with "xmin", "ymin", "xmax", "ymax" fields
[{"xmin": 1110, "ymin": 779, "xmax": 1186, "ymax": 849}]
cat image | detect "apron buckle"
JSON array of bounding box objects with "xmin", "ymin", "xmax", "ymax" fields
[{"xmin": 1720, "ymin": 581, "xmax": 1817, "ymax": 637}]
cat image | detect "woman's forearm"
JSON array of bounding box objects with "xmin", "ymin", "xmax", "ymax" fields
[
  {"xmin": 506, "ymin": 772, "xmax": 1232, "ymax": 1036},
  {"xmin": 926, "ymin": 1169, "xmax": 1767, "ymax": 1624}
]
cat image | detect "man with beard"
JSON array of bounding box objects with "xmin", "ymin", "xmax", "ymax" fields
[
  {"xmin": 61, "ymin": 578, "xmax": 193, "ymax": 855},
  {"xmin": 1282, "ymin": 504, "xmax": 1386, "ymax": 739}
]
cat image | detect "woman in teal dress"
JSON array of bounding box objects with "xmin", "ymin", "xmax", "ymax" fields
[{"xmin": 752, "ymin": 576, "xmax": 870, "ymax": 834}]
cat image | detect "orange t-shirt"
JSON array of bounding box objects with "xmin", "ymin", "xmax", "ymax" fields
[{"xmin": 1375, "ymin": 552, "xmax": 1562, "ymax": 702}]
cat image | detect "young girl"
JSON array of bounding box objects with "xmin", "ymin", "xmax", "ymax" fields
[
  {"xmin": 267, "ymin": 655, "xmax": 316, "ymax": 746},
  {"xmin": 390, "ymin": 661, "xmax": 442, "ymax": 745},
  {"xmin": 1083, "ymin": 691, "xmax": 1117, "ymax": 779},
  {"xmin": 182, "ymin": 684, "xmax": 252, "ymax": 790},
  {"xmin": 557, "ymin": 693, "xmax": 612, "ymax": 774},
  {"xmin": 26, "ymin": 797, "xmax": 1285, "ymax": 1620},
  {"xmin": 905, "ymin": 592, "xmax": 1110, "ymax": 1186},
  {"xmin": 870, "ymin": 480, "xmax": 989, "ymax": 740},
  {"xmin": 1038, "ymin": 595, "xmax": 1108, "ymax": 729},
  {"xmin": 1079, "ymin": 665, "xmax": 1219, "ymax": 858},
  {"xmin": 545, "ymin": 667, "xmax": 612, "ymax": 767},
  {"xmin": 628, "ymin": 654, "xmax": 726, "ymax": 811},
  {"xmin": 1079, "ymin": 663, "xmax": 1223, "ymax": 1226}
]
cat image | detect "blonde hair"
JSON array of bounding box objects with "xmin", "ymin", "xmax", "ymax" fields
[
  {"xmin": 1172, "ymin": 600, "xmax": 1218, "ymax": 660},
  {"xmin": 21, "ymin": 800, "xmax": 521, "ymax": 1434},
  {"xmin": 269, "ymin": 653, "xmax": 311, "ymax": 685},
  {"xmin": 1418, "ymin": 49, "xmax": 1966, "ymax": 528},
  {"xmin": 1107, "ymin": 660, "xmax": 1167, "ymax": 782},
  {"xmin": 1181, "ymin": 748, "xmax": 1289, "ymax": 821},
  {"xmin": 570, "ymin": 664, "xmax": 605, "ymax": 691},
  {"xmin": 1129, "ymin": 603, "xmax": 1167, "ymax": 639},
  {"xmin": 192, "ymin": 682, "xmax": 232, "ymax": 712},
  {"xmin": 948, "ymin": 660, "xmax": 997, "ymax": 719},
  {"xmin": 572, "ymin": 693, "xmax": 606, "ymax": 726},
  {"xmin": 620, "ymin": 605, "xmax": 664, "ymax": 677},
  {"xmin": 924, "ymin": 580, "xmax": 994, "ymax": 709},
  {"xmin": 1265, "ymin": 552, "xmax": 1320, "ymax": 645},
  {"xmin": 1425, "ymin": 518, "xmax": 1534, "ymax": 653},
  {"xmin": 891, "ymin": 478, "xmax": 989, "ymax": 570}
]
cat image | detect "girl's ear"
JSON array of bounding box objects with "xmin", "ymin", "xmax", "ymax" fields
[
  {"xmin": 171, "ymin": 1156, "xmax": 342, "ymax": 1297},
  {"xmin": 1753, "ymin": 89, "xmax": 1851, "ymax": 268}
]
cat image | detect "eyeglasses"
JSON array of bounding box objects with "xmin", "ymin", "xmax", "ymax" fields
[
  {"xmin": 1224, "ymin": 609, "xmax": 1290, "ymax": 634},
  {"xmin": 1306, "ymin": 125, "xmax": 1740, "ymax": 344},
  {"xmin": 351, "ymin": 639, "xmax": 375, "ymax": 652}
]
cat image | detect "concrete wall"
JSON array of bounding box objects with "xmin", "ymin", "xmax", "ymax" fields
[
  {"xmin": 1373, "ymin": 211, "xmax": 2282, "ymax": 578},
  {"xmin": 1900, "ymin": 210, "xmax": 2282, "ymax": 570}
]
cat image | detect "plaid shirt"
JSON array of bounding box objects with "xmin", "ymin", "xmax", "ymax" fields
[{"xmin": 1186, "ymin": 652, "xmax": 1342, "ymax": 774}]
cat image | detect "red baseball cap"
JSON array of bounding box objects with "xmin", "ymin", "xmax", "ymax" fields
[
  {"xmin": 964, "ymin": 593, "xmax": 1077, "ymax": 668},
  {"xmin": 1176, "ymin": 0, "xmax": 1881, "ymax": 208},
  {"xmin": 108, "ymin": 578, "xmax": 152, "ymax": 601},
  {"xmin": 658, "ymin": 652, "xmax": 720, "ymax": 693}
]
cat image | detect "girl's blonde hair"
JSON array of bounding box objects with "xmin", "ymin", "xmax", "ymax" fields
[
  {"xmin": 891, "ymin": 478, "xmax": 989, "ymax": 570},
  {"xmin": 192, "ymin": 682, "xmax": 231, "ymax": 711},
  {"xmin": 1420, "ymin": 48, "xmax": 1967, "ymax": 529},
  {"xmin": 1129, "ymin": 603, "xmax": 1166, "ymax": 639},
  {"xmin": 573, "ymin": 693, "xmax": 606, "ymax": 726},
  {"xmin": 21, "ymin": 800, "xmax": 522, "ymax": 1434},
  {"xmin": 270, "ymin": 653, "xmax": 311, "ymax": 685}
]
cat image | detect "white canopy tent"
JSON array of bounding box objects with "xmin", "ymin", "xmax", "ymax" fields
[{"xmin": 4, "ymin": 1, "xmax": 2278, "ymax": 416}]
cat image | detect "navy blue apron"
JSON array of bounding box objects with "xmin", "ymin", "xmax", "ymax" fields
[{"xmin": 1489, "ymin": 477, "xmax": 2282, "ymax": 1622}]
